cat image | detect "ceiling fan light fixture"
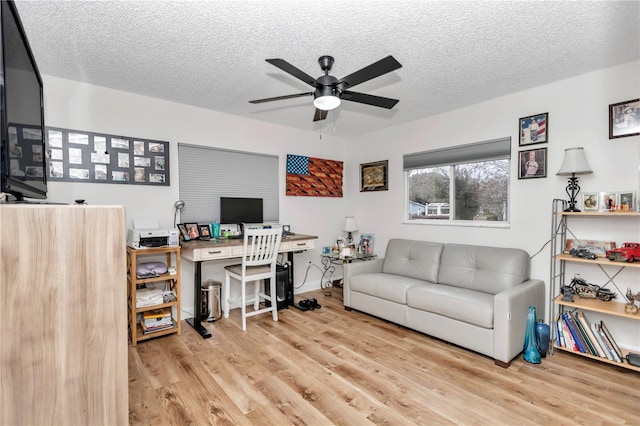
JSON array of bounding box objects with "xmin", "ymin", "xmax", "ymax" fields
[
  {"xmin": 313, "ymin": 95, "xmax": 341, "ymax": 111},
  {"xmin": 313, "ymin": 85, "xmax": 341, "ymax": 111}
]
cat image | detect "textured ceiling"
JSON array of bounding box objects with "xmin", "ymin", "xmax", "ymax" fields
[{"xmin": 13, "ymin": 0, "xmax": 640, "ymax": 138}]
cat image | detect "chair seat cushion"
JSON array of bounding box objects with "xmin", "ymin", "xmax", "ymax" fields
[{"xmin": 225, "ymin": 264, "xmax": 272, "ymax": 276}]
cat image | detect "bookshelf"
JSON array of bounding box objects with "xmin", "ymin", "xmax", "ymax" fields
[
  {"xmin": 127, "ymin": 245, "xmax": 181, "ymax": 346},
  {"xmin": 549, "ymin": 200, "xmax": 640, "ymax": 372}
]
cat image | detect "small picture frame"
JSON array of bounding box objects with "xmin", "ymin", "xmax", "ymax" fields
[
  {"xmin": 360, "ymin": 160, "xmax": 388, "ymax": 192},
  {"xmin": 359, "ymin": 233, "xmax": 375, "ymax": 255},
  {"xmin": 598, "ymin": 192, "xmax": 617, "ymax": 211},
  {"xmin": 518, "ymin": 148, "xmax": 547, "ymax": 179},
  {"xmin": 198, "ymin": 224, "xmax": 211, "ymax": 240},
  {"xmin": 322, "ymin": 246, "xmax": 331, "ymax": 255},
  {"xmin": 185, "ymin": 223, "xmax": 200, "ymax": 240},
  {"xmin": 519, "ymin": 112, "xmax": 548, "ymax": 146},
  {"xmin": 582, "ymin": 193, "xmax": 599, "ymax": 211},
  {"xmin": 618, "ymin": 192, "xmax": 635, "ymax": 212},
  {"xmin": 177, "ymin": 223, "xmax": 190, "ymax": 241},
  {"xmin": 609, "ymin": 98, "xmax": 639, "ymax": 139}
]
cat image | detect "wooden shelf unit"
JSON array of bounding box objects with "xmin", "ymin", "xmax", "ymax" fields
[
  {"xmin": 127, "ymin": 245, "xmax": 181, "ymax": 346},
  {"xmin": 550, "ymin": 202, "xmax": 640, "ymax": 372}
]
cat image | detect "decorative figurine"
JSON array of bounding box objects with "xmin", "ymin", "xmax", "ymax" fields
[{"xmin": 624, "ymin": 288, "xmax": 639, "ymax": 315}]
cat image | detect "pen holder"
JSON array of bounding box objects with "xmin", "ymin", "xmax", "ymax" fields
[{"xmin": 211, "ymin": 222, "xmax": 220, "ymax": 238}]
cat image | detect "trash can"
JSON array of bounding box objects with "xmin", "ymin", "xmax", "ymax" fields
[{"xmin": 201, "ymin": 280, "xmax": 222, "ymax": 322}]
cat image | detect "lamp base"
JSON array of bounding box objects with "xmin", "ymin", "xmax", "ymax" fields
[{"xmin": 563, "ymin": 206, "xmax": 581, "ymax": 213}]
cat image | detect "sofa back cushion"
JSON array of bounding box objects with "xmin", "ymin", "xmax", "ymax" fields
[
  {"xmin": 382, "ymin": 239, "xmax": 443, "ymax": 282},
  {"xmin": 438, "ymin": 244, "xmax": 530, "ymax": 294}
]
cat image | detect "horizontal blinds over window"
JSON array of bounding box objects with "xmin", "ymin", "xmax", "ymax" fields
[
  {"xmin": 403, "ymin": 137, "xmax": 511, "ymax": 170},
  {"xmin": 178, "ymin": 144, "xmax": 278, "ymax": 224}
]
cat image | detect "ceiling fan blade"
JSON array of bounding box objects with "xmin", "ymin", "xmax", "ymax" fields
[
  {"xmin": 249, "ymin": 92, "xmax": 313, "ymax": 104},
  {"xmin": 266, "ymin": 59, "xmax": 317, "ymax": 87},
  {"xmin": 337, "ymin": 55, "xmax": 402, "ymax": 90},
  {"xmin": 341, "ymin": 90, "xmax": 399, "ymax": 109},
  {"xmin": 313, "ymin": 108, "xmax": 328, "ymax": 122}
]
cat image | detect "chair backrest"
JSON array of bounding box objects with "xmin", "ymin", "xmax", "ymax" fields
[{"xmin": 242, "ymin": 226, "xmax": 283, "ymax": 268}]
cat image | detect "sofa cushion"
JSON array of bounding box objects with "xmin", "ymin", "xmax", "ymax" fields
[
  {"xmin": 350, "ymin": 272, "xmax": 426, "ymax": 304},
  {"xmin": 438, "ymin": 244, "xmax": 530, "ymax": 294},
  {"xmin": 382, "ymin": 239, "xmax": 443, "ymax": 282},
  {"xmin": 406, "ymin": 283, "xmax": 495, "ymax": 329}
]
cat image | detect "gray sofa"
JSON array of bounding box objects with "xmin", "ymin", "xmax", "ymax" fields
[{"xmin": 343, "ymin": 239, "xmax": 545, "ymax": 367}]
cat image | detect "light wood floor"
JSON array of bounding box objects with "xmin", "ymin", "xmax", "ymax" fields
[{"xmin": 128, "ymin": 289, "xmax": 640, "ymax": 425}]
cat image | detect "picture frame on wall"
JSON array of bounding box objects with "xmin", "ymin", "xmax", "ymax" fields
[
  {"xmin": 360, "ymin": 160, "xmax": 388, "ymax": 192},
  {"xmin": 609, "ymin": 98, "xmax": 640, "ymax": 139},
  {"xmin": 518, "ymin": 148, "xmax": 547, "ymax": 179},
  {"xmin": 519, "ymin": 112, "xmax": 548, "ymax": 146},
  {"xmin": 582, "ymin": 193, "xmax": 599, "ymax": 211}
]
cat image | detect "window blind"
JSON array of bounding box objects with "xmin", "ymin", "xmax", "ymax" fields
[
  {"xmin": 178, "ymin": 144, "xmax": 279, "ymax": 224},
  {"xmin": 403, "ymin": 137, "xmax": 511, "ymax": 170}
]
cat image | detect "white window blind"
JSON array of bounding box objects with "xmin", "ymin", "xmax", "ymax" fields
[
  {"xmin": 403, "ymin": 137, "xmax": 511, "ymax": 170},
  {"xmin": 178, "ymin": 144, "xmax": 279, "ymax": 224}
]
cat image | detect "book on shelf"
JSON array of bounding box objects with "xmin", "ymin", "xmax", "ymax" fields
[
  {"xmin": 573, "ymin": 312, "xmax": 598, "ymax": 356},
  {"xmin": 143, "ymin": 308, "xmax": 171, "ymax": 320},
  {"xmin": 560, "ymin": 317, "xmax": 578, "ymax": 351},
  {"xmin": 599, "ymin": 321, "xmax": 623, "ymax": 362},
  {"xmin": 554, "ymin": 317, "xmax": 564, "ymax": 348},
  {"xmin": 575, "ymin": 311, "xmax": 605, "ymax": 357},
  {"xmin": 140, "ymin": 320, "xmax": 175, "ymax": 334},
  {"xmin": 562, "ymin": 312, "xmax": 589, "ymax": 354},
  {"xmin": 590, "ymin": 323, "xmax": 615, "ymax": 361}
]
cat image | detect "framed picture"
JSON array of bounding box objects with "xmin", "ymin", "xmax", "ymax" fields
[
  {"xmin": 598, "ymin": 192, "xmax": 616, "ymax": 211},
  {"xmin": 359, "ymin": 233, "xmax": 375, "ymax": 255},
  {"xmin": 609, "ymin": 98, "xmax": 640, "ymax": 139},
  {"xmin": 198, "ymin": 224, "xmax": 211, "ymax": 239},
  {"xmin": 360, "ymin": 160, "xmax": 388, "ymax": 192},
  {"xmin": 618, "ymin": 192, "xmax": 636, "ymax": 212},
  {"xmin": 519, "ymin": 112, "xmax": 548, "ymax": 146},
  {"xmin": 582, "ymin": 193, "xmax": 599, "ymax": 211},
  {"xmin": 518, "ymin": 148, "xmax": 547, "ymax": 179},
  {"xmin": 185, "ymin": 223, "xmax": 200, "ymax": 240},
  {"xmin": 177, "ymin": 223, "xmax": 190, "ymax": 241}
]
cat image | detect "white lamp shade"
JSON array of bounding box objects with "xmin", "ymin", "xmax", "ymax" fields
[
  {"xmin": 556, "ymin": 147, "xmax": 593, "ymax": 176},
  {"xmin": 344, "ymin": 216, "xmax": 358, "ymax": 233},
  {"xmin": 313, "ymin": 95, "xmax": 341, "ymax": 111}
]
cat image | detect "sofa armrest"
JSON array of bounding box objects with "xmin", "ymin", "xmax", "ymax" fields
[
  {"xmin": 493, "ymin": 279, "xmax": 546, "ymax": 364},
  {"xmin": 343, "ymin": 258, "xmax": 384, "ymax": 307}
]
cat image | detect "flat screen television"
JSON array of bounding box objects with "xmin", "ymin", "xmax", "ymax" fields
[
  {"xmin": 0, "ymin": 0, "xmax": 46, "ymax": 201},
  {"xmin": 220, "ymin": 197, "xmax": 264, "ymax": 231}
]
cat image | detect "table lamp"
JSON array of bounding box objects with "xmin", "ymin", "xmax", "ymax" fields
[
  {"xmin": 344, "ymin": 216, "xmax": 358, "ymax": 244},
  {"xmin": 173, "ymin": 200, "xmax": 185, "ymax": 227},
  {"xmin": 556, "ymin": 148, "xmax": 593, "ymax": 212}
]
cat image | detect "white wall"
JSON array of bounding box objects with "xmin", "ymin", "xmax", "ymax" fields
[
  {"xmin": 42, "ymin": 76, "xmax": 351, "ymax": 317},
  {"xmin": 43, "ymin": 62, "xmax": 639, "ymax": 347},
  {"xmin": 347, "ymin": 61, "xmax": 639, "ymax": 347}
]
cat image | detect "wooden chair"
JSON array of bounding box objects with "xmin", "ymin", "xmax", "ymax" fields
[{"xmin": 223, "ymin": 227, "xmax": 283, "ymax": 330}]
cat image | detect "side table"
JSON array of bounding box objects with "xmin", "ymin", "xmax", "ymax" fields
[{"xmin": 320, "ymin": 253, "xmax": 377, "ymax": 298}]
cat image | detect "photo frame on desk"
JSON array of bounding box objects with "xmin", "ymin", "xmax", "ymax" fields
[
  {"xmin": 359, "ymin": 233, "xmax": 374, "ymax": 255},
  {"xmin": 185, "ymin": 223, "xmax": 200, "ymax": 240},
  {"xmin": 198, "ymin": 224, "xmax": 211, "ymax": 240},
  {"xmin": 177, "ymin": 223, "xmax": 190, "ymax": 241}
]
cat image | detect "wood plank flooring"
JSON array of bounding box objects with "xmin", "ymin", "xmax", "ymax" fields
[{"xmin": 128, "ymin": 289, "xmax": 640, "ymax": 425}]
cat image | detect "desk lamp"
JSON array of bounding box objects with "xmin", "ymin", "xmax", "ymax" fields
[
  {"xmin": 173, "ymin": 200, "xmax": 185, "ymax": 227},
  {"xmin": 344, "ymin": 216, "xmax": 358, "ymax": 244},
  {"xmin": 556, "ymin": 148, "xmax": 593, "ymax": 212}
]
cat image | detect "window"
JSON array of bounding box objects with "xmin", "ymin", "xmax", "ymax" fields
[{"xmin": 404, "ymin": 138, "xmax": 511, "ymax": 223}]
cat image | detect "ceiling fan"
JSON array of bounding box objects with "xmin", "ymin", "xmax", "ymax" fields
[{"xmin": 249, "ymin": 55, "xmax": 402, "ymax": 122}]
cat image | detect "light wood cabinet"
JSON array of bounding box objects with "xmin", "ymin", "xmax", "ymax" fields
[
  {"xmin": 127, "ymin": 245, "xmax": 181, "ymax": 346},
  {"xmin": 0, "ymin": 204, "xmax": 127, "ymax": 425}
]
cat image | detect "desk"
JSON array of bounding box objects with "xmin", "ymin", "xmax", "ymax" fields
[{"xmin": 180, "ymin": 233, "xmax": 317, "ymax": 338}]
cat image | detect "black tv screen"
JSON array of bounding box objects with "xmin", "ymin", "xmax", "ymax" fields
[
  {"xmin": 220, "ymin": 197, "xmax": 263, "ymax": 225},
  {"xmin": 0, "ymin": 0, "xmax": 46, "ymax": 201}
]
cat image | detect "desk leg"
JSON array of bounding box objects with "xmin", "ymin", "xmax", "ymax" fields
[
  {"xmin": 287, "ymin": 252, "xmax": 295, "ymax": 307},
  {"xmin": 185, "ymin": 260, "xmax": 212, "ymax": 339}
]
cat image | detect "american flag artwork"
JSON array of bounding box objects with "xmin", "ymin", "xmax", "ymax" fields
[
  {"xmin": 520, "ymin": 113, "xmax": 548, "ymax": 145},
  {"xmin": 286, "ymin": 154, "xmax": 343, "ymax": 197}
]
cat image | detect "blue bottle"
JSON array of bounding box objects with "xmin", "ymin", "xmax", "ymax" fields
[
  {"xmin": 523, "ymin": 306, "xmax": 541, "ymax": 364},
  {"xmin": 536, "ymin": 320, "xmax": 550, "ymax": 358}
]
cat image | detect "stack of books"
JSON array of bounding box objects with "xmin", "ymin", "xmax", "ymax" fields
[
  {"xmin": 555, "ymin": 311, "xmax": 623, "ymax": 362},
  {"xmin": 140, "ymin": 308, "xmax": 174, "ymax": 334}
]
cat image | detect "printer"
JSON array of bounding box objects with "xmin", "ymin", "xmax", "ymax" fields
[{"xmin": 127, "ymin": 217, "xmax": 179, "ymax": 249}]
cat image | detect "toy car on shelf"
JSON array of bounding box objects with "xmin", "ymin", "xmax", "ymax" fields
[
  {"xmin": 569, "ymin": 247, "xmax": 598, "ymax": 260},
  {"xmin": 606, "ymin": 242, "xmax": 640, "ymax": 263}
]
